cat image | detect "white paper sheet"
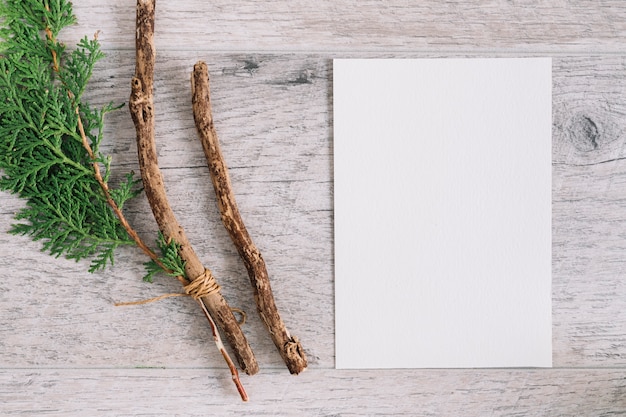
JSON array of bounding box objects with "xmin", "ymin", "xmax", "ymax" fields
[{"xmin": 334, "ymin": 58, "xmax": 552, "ymax": 369}]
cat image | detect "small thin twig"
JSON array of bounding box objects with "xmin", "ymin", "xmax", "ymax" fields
[
  {"xmin": 128, "ymin": 0, "xmax": 258, "ymax": 398},
  {"xmin": 191, "ymin": 62, "xmax": 307, "ymax": 374},
  {"xmin": 197, "ymin": 300, "xmax": 248, "ymax": 402},
  {"xmin": 77, "ymin": 114, "xmax": 172, "ymax": 268}
]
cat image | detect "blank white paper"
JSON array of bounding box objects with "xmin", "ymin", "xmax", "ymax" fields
[{"xmin": 334, "ymin": 58, "xmax": 552, "ymax": 369}]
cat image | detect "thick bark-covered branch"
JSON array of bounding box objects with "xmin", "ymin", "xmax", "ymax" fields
[
  {"xmin": 191, "ymin": 61, "xmax": 307, "ymax": 375},
  {"xmin": 128, "ymin": 0, "xmax": 259, "ymax": 383}
]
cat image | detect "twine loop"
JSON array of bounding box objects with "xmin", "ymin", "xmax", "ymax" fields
[{"xmin": 184, "ymin": 268, "xmax": 221, "ymax": 300}]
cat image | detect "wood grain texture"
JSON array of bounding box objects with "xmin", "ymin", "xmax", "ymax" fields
[
  {"xmin": 63, "ymin": 0, "xmax": 626, "ymax": 53},
  {"xmin": 1, "ymin": 369, "xmax": 626, "ymax": 416},
  {"xmin": 552, "ymin": 56, "xmax": 626, "ymax": 369},
  {"xmin": 1, "ymin": 0, "xmax": 626, "ymax": 414}
]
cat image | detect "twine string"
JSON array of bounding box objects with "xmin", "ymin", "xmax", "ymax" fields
[
  {"xmin": 114, "ymin": 292, "xmax": 187, "ymax": 306},
  {"xmin": 230, "ymin": 307, "xmax": 247, "ymax": 326},
  {"xmin": 114, "ymin": 269, "xmax": 245, "ymax": 325},
  {"xmin": 114, "ymin": 268, "xmax": 220, "ymax": 306},
  {"xmin": 183, "ymin": 268, "xmax": 221, "ymax": 299}
]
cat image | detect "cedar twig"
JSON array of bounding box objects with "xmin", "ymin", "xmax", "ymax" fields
[
  {"xmin": 191, "ymin": 62, "xmax": 307, "ymax": 374},
  {"xmin": 43, "ymin": 4, "xmax": 169, "ymax": 274},
  {"xmin": 128, "ymin": 0, "xmax": 258, "ymax": 399},
  {"xmin": 75, "ymin": 113, "xmax": 169, "ymax": 271}
]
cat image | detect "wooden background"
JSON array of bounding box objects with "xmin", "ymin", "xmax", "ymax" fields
[{"xmin": 1, "ymin": 0, "xmax": 626, "ymax": 415}]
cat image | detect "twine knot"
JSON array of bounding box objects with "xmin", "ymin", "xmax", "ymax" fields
[{"xmin": 184, "ymin": 268, "xmax": 221, "ymax": 300}]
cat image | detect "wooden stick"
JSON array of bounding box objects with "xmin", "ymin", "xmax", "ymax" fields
[
  {"xmin": 191, "ymin": 61, "xmax": 307, "ymax": 374},
  {"xmin": 196, "ymin": 299, "xmax": 248, "ymax": 402},
  {"xmin": 128, "ymin": 0, "xmax": 259, "ymax": 387}
]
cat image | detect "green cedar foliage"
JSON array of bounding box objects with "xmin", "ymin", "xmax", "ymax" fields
[
  {"xmin": 143, "ymin": 233, "xmax": 187, "ymax": 283},
  {"xmin": 0, "ymin": 0, "xmax": 182, "ymax": 280}
]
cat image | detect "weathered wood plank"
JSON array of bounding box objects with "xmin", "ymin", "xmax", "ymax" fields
[
  {"xmin": 1, "ymin": 368, "xmax": 625, "ymax": 416},
  {"xmin": 552, "ymin": 55, "xmax": 626, "ymax": 367},
  {"xmin": 63, "ymin": 1, "xmax": 626, "ymax": 53}
]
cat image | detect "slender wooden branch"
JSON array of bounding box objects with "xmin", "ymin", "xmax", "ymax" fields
[
  {"xmin": 196, "ymin": 299, "xmax": 248, "ymax": 402},
  {"xmin": 191, "ymin": 62, "xmax": 307, "ymax": 375},
  {"xmin": 128, "ymin": 0, "xmax": 259, "ymax": 389},
  {"xmin": 76, "ymin": 114, "xmax": 170, "ymax": 268}
]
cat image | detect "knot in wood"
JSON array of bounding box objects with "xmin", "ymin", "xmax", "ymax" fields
[{"xmin": 570, "ymin": 114, "xmax": 600, "ymax": 152}]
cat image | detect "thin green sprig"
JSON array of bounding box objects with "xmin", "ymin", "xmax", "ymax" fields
[{"xmin": 144, "ymin": 233, "xmax": 187, "ymax": 283}]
